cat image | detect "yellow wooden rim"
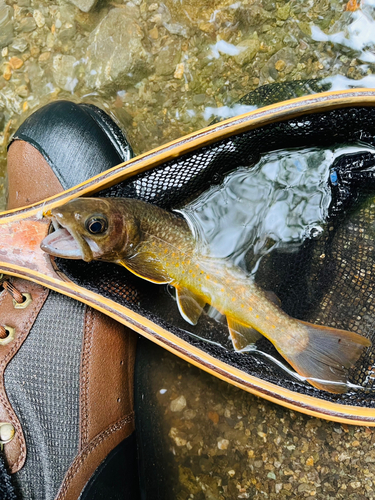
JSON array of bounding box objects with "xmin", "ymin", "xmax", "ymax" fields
[{"xmin": 2, "ymin": 88, "xmax": 375, "ymax": 425}]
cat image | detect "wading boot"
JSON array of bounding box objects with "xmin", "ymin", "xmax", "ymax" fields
[{"xmin": 0, "ymin": 101, "xmax": 140, "ymax": 500}]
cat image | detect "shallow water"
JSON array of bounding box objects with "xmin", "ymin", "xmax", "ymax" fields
[
  {"xmin": 180, "ymin": 145, "xmax": 357, "ymax": 265},
  {"xmin": 1, "ymin": 0, "xmax": 375, "ymax": 206},
  {"xmin": 2, "ymin": 0, "xmax": 375, "ymax": 498}
]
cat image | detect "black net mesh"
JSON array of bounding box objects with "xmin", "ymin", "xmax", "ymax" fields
[{"xmin": 54, "ymin": 95, "xmax": 375, "ymax": 407}]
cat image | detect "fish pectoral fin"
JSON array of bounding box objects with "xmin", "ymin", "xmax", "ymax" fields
[
  {"xmin": 265, "ymin": 290, "xmax": 281, "ymax": 307},
  {"xmin": 227, "ymin": 317, "xmax": 262, "ymax": 351},
  {"xmin": 175, "ymin": 287, "xmax": 206, "ymax": 325},
  {"xmin": 119, "ymin": 257, "xmax": 172, "ymax": 284}
]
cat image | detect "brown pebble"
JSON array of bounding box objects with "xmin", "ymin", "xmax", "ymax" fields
[
  {"xmin": 208, "ymin": 411, "xmax": 219, "ymax": 424},
  {"xmin": 3, "ymin": 64, "xmax": 12, "ymax": 81},
  {"xmin": 9, "ymin": 57, "xmax": 24, "ymax": 70},
  {"xmin": 38, "ymin": 52, "xmax": 51, "ymax": 62},
  {"xmin": 275, "ymin": 59, "xmax": 286, "ymax": 71},
  {"xmin": 345, "ymin": 0, "xmax": 361, "ymax": 11},
  {"xmin": 306, "ymin": 456, "xmax": 314, "ymax": 466},
  {"xmin": 114, "ymin": 95, "xmax": 123, "ymax": 108},
  {"xmin": 149, "ymin": 27, "xmax": 158, "ymax": 39},
  {"xmin": 174, "ymin": 63, "xmax": 184, "ymax": 79}
]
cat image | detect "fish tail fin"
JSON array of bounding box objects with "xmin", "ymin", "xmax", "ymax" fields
[{"xmin": 282, "ymin": 321, "xmax": 371, "ymax": 393}]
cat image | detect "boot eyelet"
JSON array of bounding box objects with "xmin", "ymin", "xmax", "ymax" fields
[
  {"xmin": 0, "ymin": 422, "xmax": 15, "ymax": 444},
  {"xmin": 13, "ymin": 292, "xmax": 32, "ymax": 309},
  {"xmin": 0, "ymin": 326, "xmax": 15, "ymax": 345}
]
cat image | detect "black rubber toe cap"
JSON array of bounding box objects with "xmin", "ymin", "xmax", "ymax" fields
[{"xmin": 10, "ymin": 100, "xmax": 133, "ymax": 191}]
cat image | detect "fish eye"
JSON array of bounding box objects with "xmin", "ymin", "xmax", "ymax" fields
[{"xmin": 86, "ymin": 216, "xmax": 108, "ymax": 235}]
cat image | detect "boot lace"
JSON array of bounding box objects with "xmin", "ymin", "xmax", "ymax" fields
[{"xmin": 0, "ymin": 277, "xmax": 26, "ymax": 339}]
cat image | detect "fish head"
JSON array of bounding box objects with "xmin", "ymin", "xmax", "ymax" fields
[{"xmin": 41, "ymin": 198, "xmax": 138, "ymax": 262}]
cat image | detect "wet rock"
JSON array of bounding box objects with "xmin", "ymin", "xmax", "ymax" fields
[
  {"xmin": 154, "ymin": 42, "xmax": 181, "ymax": 76},
  {"xmin": 217, "ymin": 438, "xmax": 229, "ymax": 450},
  {"xmin": 56, "ymin": 8, "xmax": 77, "ymax": 46},
  {"xmin": 263, "ymin": 0, "xmax": 276, "ymax": 9},
  {"xmin": 52, "ymin": 54, "xmax": 78, "ymax": 92},
  {"xmin": 235, "ymin": 4, "xmax": 272, "ymax": 29},
  {"xmin": 183, "ymin": 408, "xmax": 196, "ymax": 420},
  {"xmin": 33, "ymin": 9, "xmax": 45, "ymax": 28},
  {"xmin": 0, "ymin": 1, "xmax": 14, "ymax": 48},
  {"xmin": 10, "ymin": 37, "xmax": 28, "ymax": 53},
  {"xmin": 234, "ymin": 38, "xmax": 260, "ymax": 66},
  {"xmin": 170, "ymin": 395, "xmax": 186, "ymax": 412},
  {"xmin": 2, "ymin": 64, "xmax": 11, "ymax": 81},
  {"xmin": 15, "ymin": 84, "xmax": 29, "ymax": 97},
  {"xmin": 68, "ymin": 0, "xmax": 98, "ymax": 13},
  {"xmin": 169, "ymin": 427, "xmax": 187, "ymax": 446},
  {"xmin": 297, "ymin": 483, "xmax": 315, "ymax": 494},
  {"xmin": 57, "ymin": 24, "xmax": 77, "ymax": 46},
  {"xmin": 283, "ymin": 33, "xmax": 298, "ymax": 47},
  {"xmin": 178, "ymin": 466, "xmax": 201, "ymax": 496},
  {"xmin": 260, "ymin": 47, "xmax": 297, "ymax": 81},
  {"xmin": 277, "ymin": 2, "xmax": 291, "ymax": 21},
  {"xmin": 173, "ymin": 62, "xmax": 184, "ymax": 79},
  {"xmin": 85, "ymin": 8, "xmax": 151, "ymax": 90},
  {"xmin": 9, "ymin": 57, "xmax": 23, "ymax": 70},
  {"xmin": 16, "ymin": 16, "xmax": 37, "ymax": 34}
]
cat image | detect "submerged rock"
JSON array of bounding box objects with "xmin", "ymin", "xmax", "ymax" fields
[
  {"xmin": 154, "ymin": 42, "xmax": 181, "ymax": 76},
  {"xmin": 0, "ymin": 1, "xmax": 14, "ymax": 48},
  {"xmin": 234, "ymin": 38, "xmax": 260, "ymax": 66},
  {"xmin": 170, "ymin": 395, "xmax": 187, "ymax": 412},
  {"xmin": 52, "ymin": 54, "xmax": 78, "ymax": 92},
  {"xmin": 261, "ymin": 47, "xmax": 297, "ymax": 81},
  {"xmin": 85, "ymin": 8, "xmax": 151, "ymax": 90},
  {"xmin": 68, "ymin": 0, "xmax": 98, "ymax": 13}
]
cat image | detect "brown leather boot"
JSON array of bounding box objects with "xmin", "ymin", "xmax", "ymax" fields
[{"xmin": 0, "ymin": 101, "xmax": 139, "ymax": 500}]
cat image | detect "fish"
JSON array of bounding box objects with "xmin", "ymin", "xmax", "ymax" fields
[{"xmin": 41, "ymin": 197, "xmax": 371, "ymax": 393}]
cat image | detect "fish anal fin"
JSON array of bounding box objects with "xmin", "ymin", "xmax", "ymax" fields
[
  {"xmin": 119, "ymin": 257, "xmax": 171, "ymax": 284},
  {"xmin": 175, "ymin": 287, "xmax": 205, "ymax": 325},
  {"xmin": 227, "ymin": 317, "xmax": 262, "ymax": 351},
  {"xmin": 282, "ymin": 320, "xmax": 371, "ymax": 393}
]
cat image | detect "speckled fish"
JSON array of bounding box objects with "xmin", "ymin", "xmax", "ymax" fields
[{"xmin": 41, "ymin": 197, "xmax": 371, "ymax": 393}]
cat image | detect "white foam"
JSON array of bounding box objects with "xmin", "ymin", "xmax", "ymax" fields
[
  {"xmin": 311, "ymin": 10, "xmax": 375, "ymax": 63},
  {"xmin": 209, "ymin": 40, "xmax": 243, "ymax": 59}
]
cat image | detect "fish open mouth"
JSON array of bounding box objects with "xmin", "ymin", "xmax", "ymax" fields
[{"xmin": 41, "ymin": 220, "xmax": 85, "ymax": 259}]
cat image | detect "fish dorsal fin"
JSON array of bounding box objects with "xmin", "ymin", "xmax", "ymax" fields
[
  {"xmin": 175, "ymin": 286, "xmax": 206, "ymax": 325},
  {"xmin": 119, "ymin": 256, "xmax": 172, "ymax": 284},
  {"xmin": 227, "ymin": 317, "xmax": 262, "ymax": 351}
]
